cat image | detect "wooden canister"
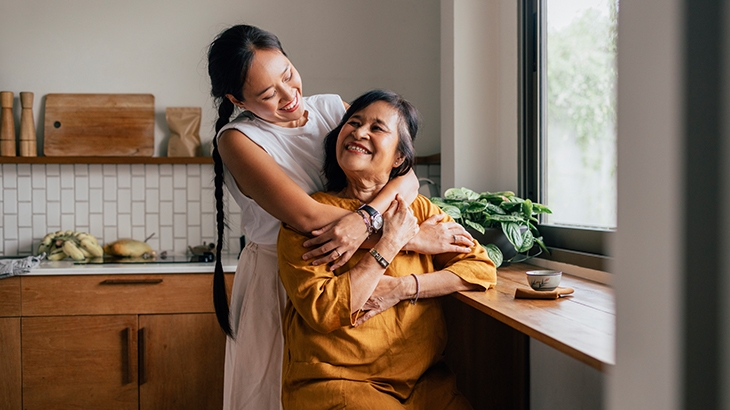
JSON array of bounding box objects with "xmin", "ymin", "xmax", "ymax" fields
[
  {"xmin": 0, "ymin": 91, "xmax": 16, "ymax": 157},
  {"xmin": 19, "ymin": 92, "xmax": 37, "ymax": 156}
]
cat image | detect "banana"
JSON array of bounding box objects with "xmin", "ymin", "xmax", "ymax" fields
[
  {"xmin": 47, "ymin": 249, "xmax": 68, "ymax": 261},
  {"xmin": 80, "ymin": 238, "xmax": 104, "ymax": 257},
  {"xmin": 78, "ymin": 246, "xmax": 92, "ymax": 258},
  {"xmin": 62, "ymin": 240, "xmax": 86, "ymax": 261}
]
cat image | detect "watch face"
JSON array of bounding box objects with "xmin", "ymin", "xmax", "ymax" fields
[{"xmin": 371, "ymin": 215, "xmax": 383, "ymax": 231}]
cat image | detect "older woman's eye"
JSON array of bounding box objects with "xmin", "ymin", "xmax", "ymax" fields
[{"xmin": 347, "ymin": 120, "xmax": 360, "ymax": 127}]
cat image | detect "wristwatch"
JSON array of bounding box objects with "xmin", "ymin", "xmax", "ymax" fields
[{"xmin": 358, "ymin": 204, "xmax": 383, "ymax": 232}]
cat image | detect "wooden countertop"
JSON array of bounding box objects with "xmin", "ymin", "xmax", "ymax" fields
[{"xmin": 453, "ymin": 263, "xmax": 615, "ymax": 371}]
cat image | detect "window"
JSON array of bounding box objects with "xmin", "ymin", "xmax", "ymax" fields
[{"xmin": 522, "ymin": 0, "xmax": 618, "ymax": 263}]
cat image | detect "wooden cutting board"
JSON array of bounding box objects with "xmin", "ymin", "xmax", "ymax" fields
[{"xmin": 44, "ymin": 94, "xmax": 155, "ymax": 156}]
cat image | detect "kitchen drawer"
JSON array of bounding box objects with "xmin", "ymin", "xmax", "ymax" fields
[
  {"xmin": 21, "ymin": 274, "xmax": 216, "ymax": 316},
  {"xmin": 0, "ymin": 277, "xmax": 21, "ymax": 317}
]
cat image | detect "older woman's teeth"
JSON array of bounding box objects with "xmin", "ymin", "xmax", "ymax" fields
[{"xmin": 347, "ymin": 145, "xmax": 370, "ymax": 154}]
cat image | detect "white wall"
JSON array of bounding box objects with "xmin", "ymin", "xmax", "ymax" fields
[
  {"xmin": 442, "ymin": 1, "xmax": 605, "ymax": 409},
  {"xmin": 0, "ymin": 0, "xmax": 441, "ymax": 156},
  {"xmin": 608, "ymin": 0, "xmax": 682, "ymax": 408},
  {"xmin": 441, "ymin": 0, "xmax": 519, "ymax": 194}
]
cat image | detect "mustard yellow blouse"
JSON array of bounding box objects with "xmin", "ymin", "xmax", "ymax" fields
[{"xmin": 277, "ymin": 193, "xmax": 497, "ymax": 408}]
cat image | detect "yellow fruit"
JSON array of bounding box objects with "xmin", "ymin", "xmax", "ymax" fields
[
  {"xmin": 47, "ymin": 249, "xmax": 67, "ymax": 261},
  {"xmin": 103, "ymin": 239, "xmax": 154, "ymax": 258},
  {"xmin": 62, "ymin": 241, "xmax": 86, "ymax": 261},
  {"xmin": 80, "ymin": 239, "xmax": 104, "ymax": 257}
]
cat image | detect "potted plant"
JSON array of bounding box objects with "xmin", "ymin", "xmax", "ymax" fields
[{"xmin": 429, "ymin": 187, "xmax": 552, "ymax": 267}]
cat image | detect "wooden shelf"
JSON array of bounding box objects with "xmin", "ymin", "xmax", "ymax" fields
[{"xmin": 0, "ymin": 156, "xmax": 213, "ymax": 165}]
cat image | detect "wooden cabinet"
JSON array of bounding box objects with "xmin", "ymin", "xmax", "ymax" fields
[
  {"xmin": 17, "ymin": 273, "xmax": 232, "ymax": 410},
  {"xmin": 0, "ymin": 277, "xmax": 22, "ymax": 410}
]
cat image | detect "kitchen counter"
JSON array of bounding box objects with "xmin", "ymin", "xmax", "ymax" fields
[{"xmin": 21, "ymin": 254, "xmax": 240, "ymax": 275}]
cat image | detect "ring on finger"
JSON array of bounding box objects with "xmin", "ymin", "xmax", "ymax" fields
[
  {"xmin": 333, "ymin": 249, "xmax": 341, "ymax": 258},
  {"xmin": 453, "ymin": 234, "xmax": 457, "ymax": 243}
]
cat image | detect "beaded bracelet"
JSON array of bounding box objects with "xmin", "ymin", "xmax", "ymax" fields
[
  {"xmin": 410, "ymin": 273, "xmax": 420, "ymax": 305},
  {"xmin": 356, "ymin": 209, "xmax": 373, "ymax": 235}
]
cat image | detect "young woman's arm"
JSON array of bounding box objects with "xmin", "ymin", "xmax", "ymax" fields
[{"xmin": 219, "ymin": 129, "xmax": 418, "ymax": 267}]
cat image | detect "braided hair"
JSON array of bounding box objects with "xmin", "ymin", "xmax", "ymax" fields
[{"xmin": 207, "ymin": 24, "xmax": 286, "ymax": 337}]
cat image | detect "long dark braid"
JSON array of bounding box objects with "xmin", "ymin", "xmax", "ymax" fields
[
  {"xmin": 211, "ymin": 99, "xmax": 234, "ymax": 336},
  {"xmin": 207, "ymin": 24, "xmax": 286, "ymax": 337}
]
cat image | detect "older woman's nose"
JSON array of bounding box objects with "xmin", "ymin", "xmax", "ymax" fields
[{"xmin": 353, "ymin": 127, "xmax": 369, "ymax": 140}]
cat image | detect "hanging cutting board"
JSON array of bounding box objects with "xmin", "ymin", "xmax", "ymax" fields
[{"xmin": 44, "ymin": 93, "xmax": 155, "ymax": 156}]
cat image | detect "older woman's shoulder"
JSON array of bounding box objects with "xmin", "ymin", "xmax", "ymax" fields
[
  {"xmin": 311, "ymin": 191, "xmax": 361, "ymax": 211},
  {"xmin": 410, "ymin": 194, "xmax": 446, "ymax": 220}
]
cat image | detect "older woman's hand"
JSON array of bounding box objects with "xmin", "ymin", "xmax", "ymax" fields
[
  {"xmin": 405, "ymin": 214, "xmax": 475, "ymax": 255},
  {"xmin": 354, "ymin": 275, "xmax": 407, "ymax": 326},
  {"xmin": 381, "ymin": 195, "xmax": 419, "ymax": 251}
]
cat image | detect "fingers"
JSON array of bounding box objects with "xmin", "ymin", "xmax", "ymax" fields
[
  {"xmin": 451, "ymin": 233, "xmax": 475, "ymax": 247},
  {"xmin": 422, "ymin": 213, "xmax": 446, "ymax": 226},
  {"xmin": 302, "ymin": 234, "xmax": 328, "ymax": 249}
]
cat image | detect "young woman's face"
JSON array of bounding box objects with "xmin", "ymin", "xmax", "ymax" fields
[
  {"xmin": 336, "ymin": 101, "xmax": 405, "ymax": 183},
  {"xmin": 236, "ymin": 49, "xmax": 304, "ymax": 127}
]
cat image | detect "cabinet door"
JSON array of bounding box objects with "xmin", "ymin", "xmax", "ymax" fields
[
  {"xmin": 0, "ymin": 317, "xmax": 22, "ymax": 410},
  {"xmin": 22, "ymin": 315, "xmax": 139, "ymax": 410},
  {"xmin": 139, "ymin": 313, "xmax": 226, "ymax": 410}
]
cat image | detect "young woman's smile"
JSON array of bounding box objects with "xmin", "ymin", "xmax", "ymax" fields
[{"xmin": 230, "ymin": 48, "xmax": 306, "ymax": 127}]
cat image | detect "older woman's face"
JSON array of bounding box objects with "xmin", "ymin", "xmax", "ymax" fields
[{"xmin": 336, "ymin": 101, "xmax": 404, "ymax": 182}]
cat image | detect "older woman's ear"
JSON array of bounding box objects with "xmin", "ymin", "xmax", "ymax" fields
[{"xmin": 394, "ymin": 156, "xmax": 404, "ymax": 167}]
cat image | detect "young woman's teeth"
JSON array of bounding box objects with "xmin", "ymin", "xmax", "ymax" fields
[{"xmin": 281, "ymin": 95, "xmax": 297, "ymax": 111}]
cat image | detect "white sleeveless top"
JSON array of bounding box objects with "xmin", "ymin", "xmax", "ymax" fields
[{"xmin": 217, "ymin": 94, "xmax": 346, "ymax": 245}]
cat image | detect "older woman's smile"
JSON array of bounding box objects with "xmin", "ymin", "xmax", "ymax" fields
[{"xmin": 345, "ymin": 143, "xmax": 371, "ymax": 155}]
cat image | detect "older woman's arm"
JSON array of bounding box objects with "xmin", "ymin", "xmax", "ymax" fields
[{"xmin": 278, "ymin": 195, "xmax": 419, "ymax": 333}]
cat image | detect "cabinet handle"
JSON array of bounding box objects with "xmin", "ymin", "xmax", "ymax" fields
[
  {"xmin": 121, "ymin": 327, "xmax": 134, "ymax": 385},
  {"xmin": 100, "ymin": 278, "xmax": 163, "ymax": 285},
  {"xmin": 139, "ymin": 327, "xmax": 147, "ymax": 385}
]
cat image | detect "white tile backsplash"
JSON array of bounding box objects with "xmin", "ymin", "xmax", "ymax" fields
[{"xmin": 1, "ymin": 163, "xmax": 241, "ymax": 256}]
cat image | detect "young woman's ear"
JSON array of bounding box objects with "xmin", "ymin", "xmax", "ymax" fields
[{"xmin": 225, "ymin": 94, "xmax": 245, "ymax": 110}]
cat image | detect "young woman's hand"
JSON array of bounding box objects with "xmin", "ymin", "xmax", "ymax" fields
[
  {"xmin": 405, "ymin": 214, "xmax": 475, "ymax": 254},
  {"xmin": 353, "ymin": 275, "xmax": 408, "ymax": 326},
  {"xmin": 302, "ymin": 212, "xmax": 370, "ymax": 270}
]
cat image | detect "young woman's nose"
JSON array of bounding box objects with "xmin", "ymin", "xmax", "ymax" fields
[{"xmin": 279, "ymin": 85, "xmax": 295, "ymax": 102}]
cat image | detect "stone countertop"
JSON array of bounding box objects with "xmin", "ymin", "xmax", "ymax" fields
[{"xmin": 21, "ymin": 254, "xmax": 240, "ymax": 275}]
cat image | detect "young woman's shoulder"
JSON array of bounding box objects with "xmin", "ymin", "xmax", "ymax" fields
[{"xmin": 304, "ymin": 94, "xmax": 346, "ymax": 127}]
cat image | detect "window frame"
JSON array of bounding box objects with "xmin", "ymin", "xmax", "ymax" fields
[{"xmin": 519, "ymin": 0, "xmax": 615, "ymax": 270}]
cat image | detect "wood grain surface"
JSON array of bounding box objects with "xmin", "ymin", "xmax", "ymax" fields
[
  {"xmin": 0, "ymin": 276, "xmax": 21, "ymax": 316},
  {"xmin": 454, "ymin": 263, "xmax": 615, "ymax": 371},
  {"xmin": 43, "ymin": 94, "xmax": 154, "ymax": 156}
]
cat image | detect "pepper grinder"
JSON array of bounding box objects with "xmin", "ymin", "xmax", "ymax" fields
[
  {"xmin": 19, "ymin": 92, "xmax": 37, "ymax": 157},
  {"xmin": 0, "ymin": 91, "xmax": 16, "ymax": 157}
]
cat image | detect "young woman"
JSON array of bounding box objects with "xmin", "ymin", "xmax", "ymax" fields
[{"xmin": 207, "ymin": 25, "xmax": 476, "ymax": 410}]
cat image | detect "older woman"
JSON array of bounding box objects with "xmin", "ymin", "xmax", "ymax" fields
[{"xmin": 277, "ymin": 90, "xmax": 497, "ymax": 409}]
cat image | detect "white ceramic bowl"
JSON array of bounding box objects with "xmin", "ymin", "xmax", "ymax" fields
[{"xmin": 526, "ymin": 270, "xmax": 562, "ymax": 291}]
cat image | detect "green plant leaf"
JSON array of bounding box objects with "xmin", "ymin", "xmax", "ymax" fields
[
  {"xmin": 535, "ymin": 237, "xmax": 550, "ymax": 254},
  {"xmin": 485, "ymin": 203, "xmax": 506, "ymax": 215},
  {"xmin": 501, "ymin": 201, "xmax": 522, "ymax": 213},
  {"xmin": 502, "ymin": 222, "xmax": 524, "ymax": 250},
  {"xmin": 532, "ymin": 203, "xmax": 553, "ymax": 214},
  {"xmin": 465, "ymin": 201, "xmax": 488, "ymax": 213},
  {"xmin": 464, "ymin": 220, "xmax": 485, "ymax": 234},
  {"xmin": 522, "ymin": 199, "xmax": 534, "ymax": 220},
  {"xmin": 439, "ymin": 205, "xmax": 462, "ymax": 220},
  {"xmin": 486, "ymin": 214, "xmax": 524, "ymax": 223},
  {"xmin": 517, "ymin": 229, "xmax": 535, "ymax": 253},
  {"xmin": 483, "ymin": 244, "xmax": 503, "ymax": 268}
]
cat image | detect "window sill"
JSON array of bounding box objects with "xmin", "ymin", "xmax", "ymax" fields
[{"xmin": 454, "ymin": 262, "xmax": 614, "ymax": 371}]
